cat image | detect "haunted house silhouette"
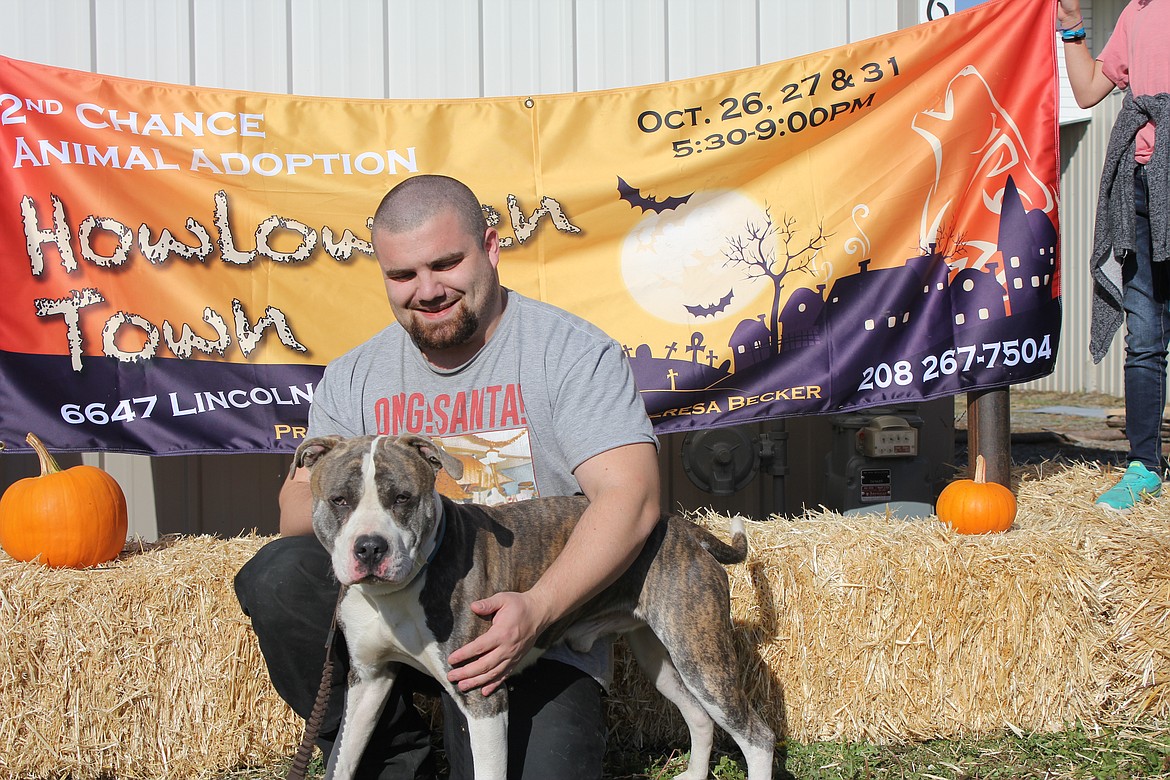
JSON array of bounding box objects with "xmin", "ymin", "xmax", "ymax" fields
[{"xmin": 628, "ymin": 175, "xmax": 1059, "ymax": 419}]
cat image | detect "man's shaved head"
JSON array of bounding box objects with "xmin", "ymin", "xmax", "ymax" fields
[{"xmin": 373, "ymin": 174, "xmax": 488, "ymax": 239}]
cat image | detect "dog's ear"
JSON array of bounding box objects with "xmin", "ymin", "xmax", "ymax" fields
[
  {"xmin": 396, "ymin": 435, "xmax": 465, "ymax": 480},
  {"xmin": 295, "ymin": 435, "xmax": 344, "ymax": 470}
]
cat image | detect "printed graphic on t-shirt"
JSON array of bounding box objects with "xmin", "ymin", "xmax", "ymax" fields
[
  {"xmin": 374, "ymin": 383, "xmax": 527, "ymax": 438},
  {"xmin": 430, "ymin": 428, "xmax": 537, "ymax": 506}
]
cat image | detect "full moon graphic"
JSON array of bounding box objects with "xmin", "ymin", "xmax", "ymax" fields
[{"xmin": 620, "ymin": 189, "xmax": 766, "ymax": 324}]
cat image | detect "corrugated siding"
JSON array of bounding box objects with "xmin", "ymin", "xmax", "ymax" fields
[
  {"xmin": 0, "ymin": 0, "xmax": 1120, "ymax": 536},
  {"xmin": 0, "ymin": 0, "xmax": 905, "ymax": 92}
]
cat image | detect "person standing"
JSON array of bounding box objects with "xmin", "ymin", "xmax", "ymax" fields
[{"xmin": 1059, "ymin": 0, "xmax": 1169, "ymax": 511}]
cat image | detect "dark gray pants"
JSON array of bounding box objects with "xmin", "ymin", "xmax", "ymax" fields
[{"xmin": 234, "ymin": 535, "xmax": 606, "ymax": 779}]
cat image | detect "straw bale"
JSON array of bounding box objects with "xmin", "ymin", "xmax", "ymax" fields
[
  {"xmin": 607, "ymin": 461, "xmax": 1170, "ymax": 750},
  {"xmin": 0, "ymin": 535, "xmax": 300, "ymax": 780},
  {"xmin": 2, "ymin": 462, "xmax": 1169, "ymax": 778}
]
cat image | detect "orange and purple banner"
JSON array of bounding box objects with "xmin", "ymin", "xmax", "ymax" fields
[{"xmin": 0, "ymin": 0, "xmax": 1060, "ymax": 455}]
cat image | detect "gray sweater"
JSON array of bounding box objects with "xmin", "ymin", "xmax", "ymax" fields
[{"xmin": 1089, "ymin": 91, "xmax": 1170, "ymax": 363}]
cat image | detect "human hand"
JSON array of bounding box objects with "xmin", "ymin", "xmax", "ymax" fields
[
  {"xmin": 446, "ymin": 591, "xmax": 551, "ymax": 696},
  {"xmin": 1057, "ymin": 0, "xmax": 1082, "ymax": 28}
]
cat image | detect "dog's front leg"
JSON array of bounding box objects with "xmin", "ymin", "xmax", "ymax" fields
[
  {"xmin": 323, "ymin": 668, "xmax": 398, "ymax": 780},
  {"xmin": 450, "ymin": 689, "xmax": 510, "ymax": 780}
]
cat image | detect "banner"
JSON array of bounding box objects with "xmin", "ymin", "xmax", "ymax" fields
[{"xmin": 0, "ymin": 0, "xmax": 1060, "ymax": 455}]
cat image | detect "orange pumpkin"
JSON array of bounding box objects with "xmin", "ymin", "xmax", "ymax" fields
[
  {"xmin": 936, "ymin": 454, "xmax": 1016, "ymax": 534},
  {"xmin": 0, "ymin": 433, "xmax": 128, "ymax": 568}
]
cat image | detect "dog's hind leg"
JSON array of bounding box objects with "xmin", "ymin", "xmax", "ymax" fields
[
  {"xmin": 323, "ymin": 674, "xmax": 396, "ymax": 780},
  {"xmin": 626, "ymin": 626, "xmax": 716, "ymax": 780},
  {"xmin": 650, "ymin": 623, "xmax": 775, "ymax": 780}
]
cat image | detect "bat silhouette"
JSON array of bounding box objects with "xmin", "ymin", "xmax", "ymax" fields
[
  {"xmin": 684, "ymin": 289, "xmax": 734, "ymax": 318},
  {"xmin": 617, "ymin": 176, "xmax": 693, "ymax": 214}
]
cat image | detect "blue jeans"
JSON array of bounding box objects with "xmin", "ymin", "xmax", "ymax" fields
[{"xmin": 1121, "ymin": 164, "xmax": 1170, "ymax": 477}]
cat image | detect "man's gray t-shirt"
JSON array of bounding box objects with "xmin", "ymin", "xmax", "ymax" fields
[{"xmin": 307, "ymin": 289, "xmax": 656, "ymax": 682}]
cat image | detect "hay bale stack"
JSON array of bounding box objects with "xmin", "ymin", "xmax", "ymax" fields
[
  {"xmin": 1088, "ymin": 507, "xmax": 1170, "ymax": 718},
  {"xmin": 0, "ymin": 536, "xmax": 301, "ymax": 780},
  {"xmin": 607, "ymin": 462, "xmax": 1170, "ymax": 750},
  {"xmin": 2, "ymin": 462, "xmax": 1168, "ymax": 777}
]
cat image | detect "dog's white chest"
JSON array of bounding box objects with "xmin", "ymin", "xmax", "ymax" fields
[{"xmin": 341, "ymin": 577, "xmax": 444, "ymax": 675}]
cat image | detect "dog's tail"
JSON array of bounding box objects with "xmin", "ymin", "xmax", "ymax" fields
[{"xmin": 691, "ymin": 515, "xmax": 749, "ymax": 565}]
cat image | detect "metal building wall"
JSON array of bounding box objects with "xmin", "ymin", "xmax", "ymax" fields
[
  {"xmin": 0, "ymin": 1, "xmax": 905, "ymax": 93},
  {"xmin": 0, "ymin": 0, "xmax": 1118, "ymax": 537}
]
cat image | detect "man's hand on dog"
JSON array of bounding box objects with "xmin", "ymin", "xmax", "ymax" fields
[{"xmin": 446, "ymin": 589, "xmax": 552, "ymax": 696}]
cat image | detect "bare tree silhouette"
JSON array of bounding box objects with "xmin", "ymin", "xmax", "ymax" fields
[
  {"xmin": 723, "ymin": 207, "xmax": 831, "ymax": 356},
  {"xmin": 920, "ymin": 217, "xmax": 971, "ymax": 265}
]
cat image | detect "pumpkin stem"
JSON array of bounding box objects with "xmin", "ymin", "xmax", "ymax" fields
[
  {"xmin": 25, "ymin": 433, "xmax": 64, "ymax": 476},
  {"xmin": 973, "ymin": 454, "xmax": 987, "ymax": 484}
]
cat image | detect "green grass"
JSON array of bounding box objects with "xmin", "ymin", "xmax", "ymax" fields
[
  {"xmin": 219, "ymin": 721, "xmax": 1170, "ymax": 779},
  {"xmin": 777, "ymin": 723, "xmax": 1170, "ymax": 779}
]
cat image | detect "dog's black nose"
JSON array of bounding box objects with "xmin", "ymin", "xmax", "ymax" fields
[{"xmin": 353, "ymin": 535, "xmax": 388, "ymax": 565}]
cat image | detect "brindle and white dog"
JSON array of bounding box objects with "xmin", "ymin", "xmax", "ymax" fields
[{"xmin": 296, "ymin": 433, "xmax": 774, "ymax": 780}]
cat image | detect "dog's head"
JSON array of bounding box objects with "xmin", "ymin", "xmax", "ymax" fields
[{"xmin": 295, "ymin": 434, "xmax": 464, "ymax": 588}]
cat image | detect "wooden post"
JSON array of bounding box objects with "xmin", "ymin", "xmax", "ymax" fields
[{"xmin": 966, "ymin": 387, "xmax": 1011, "ymax": 487}]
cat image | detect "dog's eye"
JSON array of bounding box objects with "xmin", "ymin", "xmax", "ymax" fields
[
  {"xmin": 330, "ymin": 496, "xmax": 349, "ymax": 508},
  {"xmin": 394, "ymin": 493, "xmax": 412, "ymax": 504}
]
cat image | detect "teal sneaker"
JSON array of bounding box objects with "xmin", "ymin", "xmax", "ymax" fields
[{"xmin": 1096, "ymin": 461, "xmax": 1163, "ymax": 513}]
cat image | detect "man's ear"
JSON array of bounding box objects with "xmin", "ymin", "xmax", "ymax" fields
[
  {"xmin": 396, "ymin": 434, "xmax": 465, "ymax": 480},
  {"xmin": 295, "ymin": 435, "xmax": 344, "ymax": 470},
  {"xmin": 484, "ymin": 226, "xmax": 501, "ymax": 269}
]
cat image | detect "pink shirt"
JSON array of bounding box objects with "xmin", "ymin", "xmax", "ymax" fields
[{"xmin": 1099, "ymin": 0, "xmax": 1170, "ymax": 164}]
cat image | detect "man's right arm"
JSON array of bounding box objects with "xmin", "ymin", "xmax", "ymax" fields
[{"xmin": 278, "ymin": 465, "xmax": 314, "ymax": 536}]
